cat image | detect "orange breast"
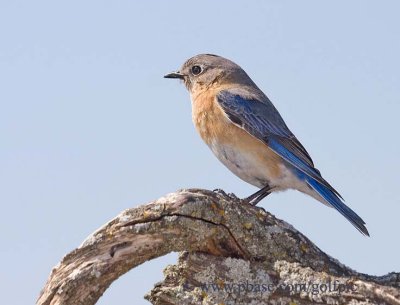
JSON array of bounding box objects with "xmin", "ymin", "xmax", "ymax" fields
[{"xmin": 191, "ymin": 88, "xmax": 283, "ymax": 183}]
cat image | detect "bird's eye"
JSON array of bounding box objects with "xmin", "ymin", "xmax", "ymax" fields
[{"xmin": 191, "ymin": 65, "xmax": 202, "ymax": 75}]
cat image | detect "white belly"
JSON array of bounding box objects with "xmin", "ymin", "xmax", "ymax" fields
[
  {"xmin": 208, "ymin": 140, "xmax": 274, "ymax": 188},
  {"xmin": 208, "ymin": 140, "xmax": 314, "ymax": 196}
]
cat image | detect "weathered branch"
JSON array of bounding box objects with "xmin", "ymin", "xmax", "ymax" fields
[{"xmin": 37, "ymin": 188, "xmax": 400, "ymax": 305}]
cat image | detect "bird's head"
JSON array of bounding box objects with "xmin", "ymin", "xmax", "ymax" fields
[{"xmin": 164, "ymin": 54, "xmax": 254, "ymax": 94}]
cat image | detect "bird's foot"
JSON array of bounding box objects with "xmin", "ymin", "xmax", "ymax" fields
[
  {"xmin": 213, "ymin": 189, "xmax": 240, "ymax": 201},
  {"xmin": 213, "ymin": 188, "xmax": 227, "ymax": 196},
  {"xmin": 227, "ymin": 192, "xmax": 240, "ymax": 201}
]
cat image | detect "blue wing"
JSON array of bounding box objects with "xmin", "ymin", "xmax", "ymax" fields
[{"xmin": 217, "ymin": 89, "xmax": 369, "ymax": 236}]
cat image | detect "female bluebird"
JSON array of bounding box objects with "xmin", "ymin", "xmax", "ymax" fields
[{"xmin": 165, "ymin": 54, "xmax": 369, "ymax": 236}]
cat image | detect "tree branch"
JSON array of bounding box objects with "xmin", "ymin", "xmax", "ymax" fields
[{"xmin": 37, "ymin": 189, "xmax": 400, "ymax": 305}]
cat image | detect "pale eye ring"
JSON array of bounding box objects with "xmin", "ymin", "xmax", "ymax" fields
[{"xmin": 191, "ymin": 65, "xmax": 202, "ymax": 75}]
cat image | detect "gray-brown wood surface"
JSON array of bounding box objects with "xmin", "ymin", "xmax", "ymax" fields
[{"xmin": 37, "ymin": 189, "xmax": 400, "ymax": 305}]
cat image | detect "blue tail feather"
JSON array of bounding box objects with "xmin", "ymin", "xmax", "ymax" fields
[
  {"xmin": 306, "ymin": 178, "xmax": 369, "ymax": 236},
  {"xmin": 266, "ymin": 134, "xmax": 368, "ymax": 235}
]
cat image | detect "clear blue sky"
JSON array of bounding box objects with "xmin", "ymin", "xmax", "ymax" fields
[{"xmin": 1, "ymin": 1, "xmax": 399, "ymax": 304}]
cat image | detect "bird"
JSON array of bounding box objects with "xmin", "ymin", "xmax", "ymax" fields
[{"xmin": 164, "ymin": 54, "xmax": 369, "ymax": 236}]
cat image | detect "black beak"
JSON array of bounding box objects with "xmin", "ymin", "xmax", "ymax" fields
[{"xmin": 164, "ymin": 71, "xmax": 185, "ymax": 79}]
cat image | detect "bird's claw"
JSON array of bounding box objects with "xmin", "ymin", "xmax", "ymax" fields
[
  {"xmin": 213, "ymin": 189, "xmax": 240, "ymax": 201},
  {"xmin": 213, "ymin": 188, "xmax": 228, "ymax": 196},
  {"xmin": 227, "ymin": 192, "xmax": 240, "ymax": 200}
]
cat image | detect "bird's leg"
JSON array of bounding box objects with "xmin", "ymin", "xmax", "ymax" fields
[
  {"xmin": 250, "ymin": 189, "xmax": 271, "ymax": 206},
  {"xmin": 244, "ymin": 185, "xmax": 272, "ymax": 206}
]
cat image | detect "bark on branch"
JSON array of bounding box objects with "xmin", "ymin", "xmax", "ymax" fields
[{"xmin": 37, "ymin": 188, "xmax": 400, "ymax": 305}]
